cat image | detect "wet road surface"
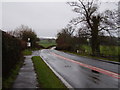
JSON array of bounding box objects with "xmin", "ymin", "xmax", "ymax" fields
[{"xmin": 40, "ymin": 49, "xmax": 120, "ymax": 88}]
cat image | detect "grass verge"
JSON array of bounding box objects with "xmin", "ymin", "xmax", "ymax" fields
[
  {"xmin": 3, "ymin": 60, "xmax": 24, "ymax": 88},
  {"xmin": 32, "ymin": 56, "xmax": 67, "ymax": 88},
  {"xmin": 22, "ymin": 49, "xmax": 32, "ymax": 55},
  {"xmin": 62, "ymin": 50, "xmax": 119, "ymax": 62}
]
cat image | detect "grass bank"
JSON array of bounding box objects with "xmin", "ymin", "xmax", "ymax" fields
[
  {"xmin": 32, "ymin": 56, "xmax": 67, "ymax": 88},
  {"xmin": 22, "ymin": 49, "xmax": 32, "ymax": 55},
  {"xmin": 63, "ymin": 50, "xmax": 119, "ymax": 62},
  {"xmin": 38, "ymin": 39, "xmax": 56, "ymax": 48},
  {"xmin": 3, "ymin": 60, "xmax": 24, "ymax": 88},
  {"xmin": 68, "ymin": 45, "xmax": 119, "ymax": 62},
  {"xmin": 40, "ymin": 43, "xmax": 56, "ymax": 48},
  {"xmin": 80, "ymin": 45, "xmax": 119, "ymax": 56}
]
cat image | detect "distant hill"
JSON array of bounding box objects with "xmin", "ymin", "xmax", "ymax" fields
[
  {"xmin": 38, "ymin": 38, "xmax": 56, "ymax": 48},
  {"xmin": 40, "ymin": 37, "xmax": 56, "ymax": 40}
]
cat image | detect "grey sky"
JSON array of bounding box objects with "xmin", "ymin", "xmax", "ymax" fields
[
  {"xmin": 2, "ymin": 2, "xmax": 78, "ymax": 38},
  {"xmin": 1, "ymin": 1, "xmax": 118, "ymax": 38}
]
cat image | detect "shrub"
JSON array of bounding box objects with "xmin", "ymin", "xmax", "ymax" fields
[{"xmin": 2, "ymin": 31, "xmax": 23, "ymax": 78}]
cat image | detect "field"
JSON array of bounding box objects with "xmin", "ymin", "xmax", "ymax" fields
[
  {"xmin": 100, "ymin": 45, "xmax": 119, "ymax": 56},
  {"xmin": 39, "ymin": 38, "xmax": 119, "ymax": 61},
  {"xmin": 39, "ymin": 39, "xmax": 56, "ymax": 48},
  {"xmin": 78, "ymin": 45, "xmax": 119, "ymax": 61},
  {"xmin": 79, "ymin": 45, "xmax": 119, "ymax": 56}
]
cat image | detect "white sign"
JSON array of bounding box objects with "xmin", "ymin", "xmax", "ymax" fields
[
  {"xmin": 27, "ymin": 42, "xmax": 31, "ymax": 47},
  {"xmin": 28, "ymin": 38, "xmax": 30, "ymax": 41}
]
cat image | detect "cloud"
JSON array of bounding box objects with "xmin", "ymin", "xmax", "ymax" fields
[
  {"xmin": 2, "ymin": 2, "xmax": 77, "ymax": 37},
  {"xmin": 2, "ymin": 2, "xmax": 117, "ymax": 38}
]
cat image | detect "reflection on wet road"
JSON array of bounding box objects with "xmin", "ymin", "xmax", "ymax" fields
[{"xmin": 40, "ymin": 49, "xmax": 119, "ymax": 88}]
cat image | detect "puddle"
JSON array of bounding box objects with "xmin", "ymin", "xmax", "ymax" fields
[
  {"xmin": 91, "ymin": 76, "xmax": 100, "ymax": 80},
  {"xmin": 91, "ymin": 70, "xmax": 100, "ymax": 74},
  {"xmin": 87, "ymin": 69, "xmax": 101, "ymax": 84}
]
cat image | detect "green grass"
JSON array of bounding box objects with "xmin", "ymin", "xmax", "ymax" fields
[
  {"xmin": 39, "ymin": 39, "xmax": 56, "ymax": 48},
  {"xmin": 40, "ymin": 43, "xmax": 56, "ymax": 48},
  {"xmin": 62, "ymin": 45, "xmax": 119, "ymax": 62},
  {"xmin": 79, "ymin": 45, "xmax": 119, "ymax": 56},
  {"xmin": 40, "ymin": 39, "xmax": 56, "ymax": 44},
  {"xmin": 22, "ymin": 49, "xmax": 32, "ymax": 55},
  {"xmin": 32, "ymin": 56, "xmax": 67, "ymax": 88},
  {"xmin": 63, "ymin": 50, "xmax": 119, "ymax": 62},
  {"xmin": 100, "ymin": 45, "xmax": 119, "ymax": 56},
  {"xmin": 3, "ymin": 60, "xmax": 24, "ymax": 88},
  {"xmin": 80, "ymin": 45, "xmax": 92, "ymax": 54}
]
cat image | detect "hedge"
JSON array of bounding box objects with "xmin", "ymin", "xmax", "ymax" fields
[{"xmin": 2, "ymin": 31, "xmax": 24, "ymax": 78}]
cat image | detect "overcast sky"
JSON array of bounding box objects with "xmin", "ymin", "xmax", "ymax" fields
[{"xmin": 1, "ymin": 1, "xmax": 118, "ymax": 38}]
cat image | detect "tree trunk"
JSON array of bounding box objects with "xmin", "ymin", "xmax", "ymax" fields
[
  {"xmin": 91, "ymin": 16, "xmax": 100, "ymax": 56},
  {"xmin": 91, "ymin": 28, "xmax": 100, "ymax": 56}
]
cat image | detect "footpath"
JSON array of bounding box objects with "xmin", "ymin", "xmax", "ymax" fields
[{"xmin": 13, "ymin": 51, "xmax": 40, "ymax": 88}]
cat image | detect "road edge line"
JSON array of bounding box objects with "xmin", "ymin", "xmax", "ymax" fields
[
  {"xmin": 51, "ymin": 52, "xmax": 120, "ymax": 79},
  {"xmin": 39, "ymin": 54, "xmax": 74, "ymax": 89}
]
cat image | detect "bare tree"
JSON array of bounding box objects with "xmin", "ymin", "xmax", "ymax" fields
[
  {"xmin": 56, "ymin": 27, "xmax": 75, "ymax": 51},
  {"xmin": 8, "ymin": 25, "xmax": 39, "ymax": 48},
  {"xmin": 68, "ymin": 0, "xmax": 119, "ymax": 55}
]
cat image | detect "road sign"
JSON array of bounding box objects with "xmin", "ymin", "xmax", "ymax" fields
[{"xmin": 27, "ymin": 42, "xmax": 31, "ymax": 47}]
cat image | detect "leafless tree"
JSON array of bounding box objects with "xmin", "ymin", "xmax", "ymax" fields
[
  {"xmin": 56, "ymin": 27, "xmax": 75, "ymax": 51},
  {"xmin": 8, "ymin": 25, "xmax": 38, "ymax": 48},
  {"xmin": 67, "ymin": 0, "xmax": 119, "ymax": 55}
]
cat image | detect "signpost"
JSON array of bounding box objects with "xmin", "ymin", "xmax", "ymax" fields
[{"xmin": 27, "ymin": 38, "xmax": 31, "ymax": 47}]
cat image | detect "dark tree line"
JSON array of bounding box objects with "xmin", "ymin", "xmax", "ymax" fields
[
  {"xmin": 2, "ymin": 25, "xmax": 42, "ymax": 88},
  {"xmin": 8, "ymin": 25, "xmax": 40, "ymax": 48},
  {"xmin": 2, "ymin": 31, "xmax": 23, "ymax": 79},
  {"xmin": 56, "ymin": 28, "xmax": 75, "ymax": 51},
  {"xmin": 56, "ymin": 0, "xmax": 119, "ymax": 56}
]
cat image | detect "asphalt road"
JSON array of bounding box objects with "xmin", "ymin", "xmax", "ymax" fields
[{"xmin": 40, "ymin": 49, "xmax": 120, "ymax": 88}]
